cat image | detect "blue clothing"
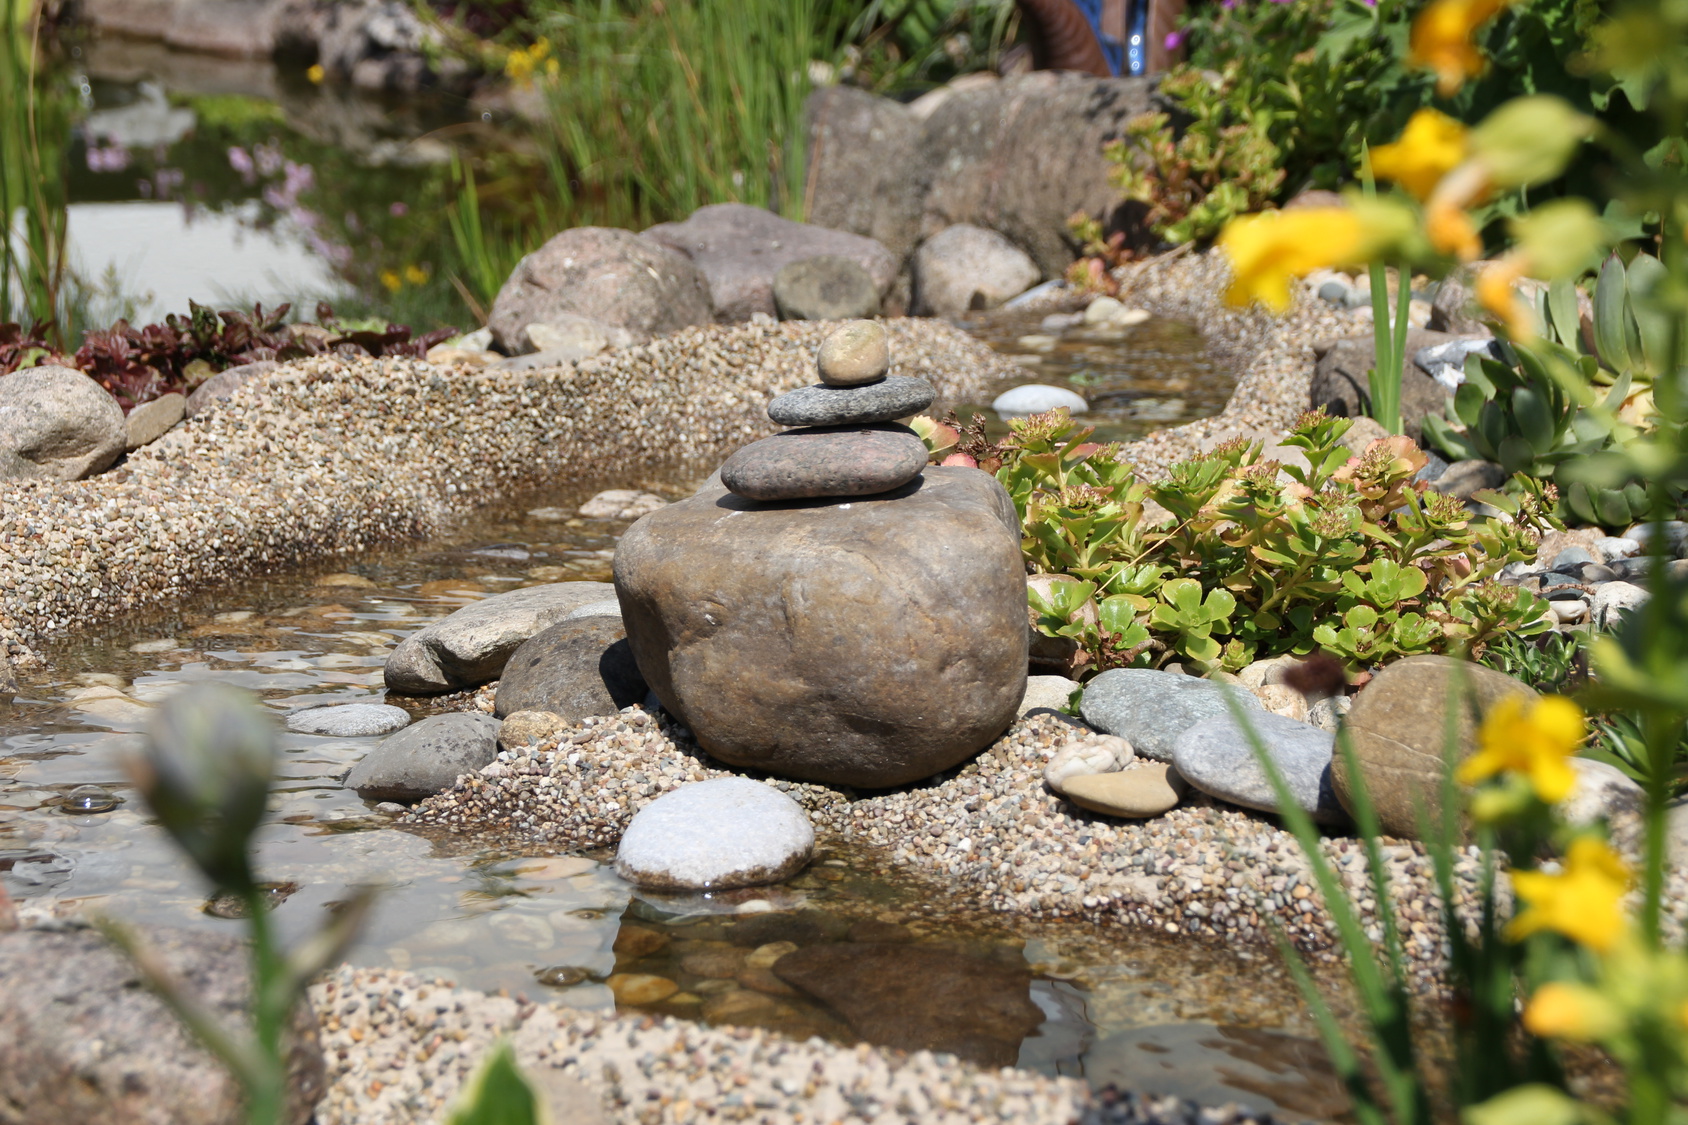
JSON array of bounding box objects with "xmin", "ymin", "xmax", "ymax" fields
[{"xmin": 1069, "ymin": 0, "xmax": 1131, "ymax": 75}]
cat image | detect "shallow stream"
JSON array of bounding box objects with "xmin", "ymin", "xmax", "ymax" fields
[{"xmin": 2, "ymin": 470, "xmax": 1342, "ymax": 1122}]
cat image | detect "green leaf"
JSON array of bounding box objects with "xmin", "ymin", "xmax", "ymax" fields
[
  {"xmin": 1097, "ymin": 595, "xmax": 1140, "ymax": 636},
  {"xmin": 1545, "ymin": 278, "xmax": 1579, "ymax": 348},
  {"xmin": 1624, "ymin": 251, "xmax": 1670, "ymax": 375},
  {"xmin": 1509, "ymin": 385, "xmax": 1556, "ymax": 453},
  {"xmin": 448, "ymin": 1042, "xmax": 543, "ymax": 1125},
  {"xmin": 1462, "ymin": 1084, "xmax": 1584, "ymax": 1125},
  {"xmin": 1593, "ymin": 253, "xmax": 1632, "ymax": 373}
]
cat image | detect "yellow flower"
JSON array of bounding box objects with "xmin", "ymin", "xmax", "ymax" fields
[
  {"xmin": 1523, "ymin": 982, "xmax": 1621, "ymax": 1041},
  {"xmin": 1456, "ymin": 694, "xmax": 1584, "ymax": 802},
  {"xmin": 1219, "ymin": 208, "xmax": 1367, "ymax": 312},
  {"xmin": 1370, "ymin": 110, "xmax": 1469, "ymax": 201},
  {"xmin": 1427, "ymin": 201, "xmax": 1482, "ymax": 261},
  {"xmin": 1475, "ymin": 255, "xmax": 1534, "ymax": 339},
  {"xmin": 403, "ymin": 263, "xmax": 428, "ymax": 286},
  {"xmin": 1409, "ymin": 0, "xmax": 1513, "ymax": 96},
  {"xmin": 379, "ymin": 269, "xmax": 402, "ymax": 293},
  {"xmin": 306, "ymin": 63, "xmax": 325, "ymax": 85},
  {"xmin": 1507, "ymin": 837, "xmax": 1631, "ymax": 952}
]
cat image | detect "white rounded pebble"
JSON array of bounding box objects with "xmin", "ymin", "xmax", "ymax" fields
[
  {"xmin": 286, "ymin": 703, "xmax": 412, "ymax": 737},
  {"xmin": 615, "ymin": 777, "xmax": 814, "ymax": 891},
  {"xmin": 992, "ymin": 384, "xmax": 1089, "ymax": 417}
]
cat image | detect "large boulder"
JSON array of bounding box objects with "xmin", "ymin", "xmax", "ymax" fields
[
  {"xmin": 493, "ymin": 615, "xmax": 648, "ymax": 720},
  {"xmin": 0, "ymin": 365, "xmax": 127, "ymax": 481},
  {"xmin": 643, "ymin": 203, "xmax": 897, "ymax": 323},
  {"xmin": 804, "ymin": 85, "xmax": 926, "ymax": 266},
  {"xmin": 809, "ymin": 73, "xmax": 1159, "ymax": 278},
  {"xmin": 384, "ymin": 581, "xmax": 617, "ymax": 694},
  {"xmin": 1308, "ymin": 329, "xmax": 1462, "ymax": 443},
  {"xmin": 912, "ymin": 224, "xmax": 1041, "ymax": 317},
  {"xmin": 0, "ymin": 926, "xmax": 323, "ymax": 1125},
  {"xmin": 1332, "ymin": 655, "xmax": 1537, "ymax": 839},
  {"xmin": 614, "ymin": 466, "xmax": 1027, "ymax": 788},
  {"xmin": 486, "ymin": 227, "xmax": 713, "ymax": 354}
]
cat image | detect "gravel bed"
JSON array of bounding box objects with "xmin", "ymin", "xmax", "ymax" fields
[
  {"xmin": 406, "ymin": 708, "xmax": 1473, "ymax": 985},
  {"xmin": 0, "ymin": 320, "xmax": 1021, "ymax": 668},
  {"xmin": 309, "ymin": 964, "xmax": 1280, "ymax": 1125}
]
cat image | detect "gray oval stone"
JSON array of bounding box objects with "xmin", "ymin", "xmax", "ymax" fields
[
  {"xmin": 719, "ymin": 424, "xmax": 928, "ymax": 502},
  {"xmin": 286, "ymin": 703, "xmax": 412, "ymax": 737},
  {"xmin": 1172, "ymin": 710, "xmax": 1347, "ymax": 825},
  {"xmin": 767, "ymin": 376, "xmax": 934, "ymax": 427},
  {"xmin": 615, "ymin": 777, "xmax": 815, "ymax": 891},
  {"xmin": 1078, "ymin": 668, "xmax": 1264, "ymax": 762}
]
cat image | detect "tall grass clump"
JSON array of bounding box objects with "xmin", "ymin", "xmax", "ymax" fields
[
  {"xmin": 1, "ymin": 0, "xmax": 70, "ymax": 342},
  {"xmin": 528, "ymin": 0, "xmax": 853, "ymax": 231}
]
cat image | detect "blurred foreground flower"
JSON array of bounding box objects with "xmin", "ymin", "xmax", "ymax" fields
[
  {"xmin": 124, "ymin": 683, "xmax": 276, "ymax": 892},
  {"xmin": 1369, "ymin": 109, "xmax": 1468, "ymax": 201},
  {"xmin": 1408, "ymin": 0, "xmax": 1513, "ymax": 95},
  {"xmin": 1457, "ymin": 694, "xmax": 1585, "ymax": 802},
  {"xmin": 1218, "ymin": 202, "xmax": 1412, "ymax": 310},
  {"xmin": 1507, "ymin": 836, "xmax": 1630, "ymax": 952}
]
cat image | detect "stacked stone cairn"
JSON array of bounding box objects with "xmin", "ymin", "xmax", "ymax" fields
[
  {"xmin": 614, "ymin": 321, "xmax": 1029, "ymax": 789},
  {"xmin": 718, "ymin": 321, "xmax": 933, "ymax": 501}
]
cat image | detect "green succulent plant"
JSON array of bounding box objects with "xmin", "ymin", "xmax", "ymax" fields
[
  {"xmin": 924, "ymin": 408, "xmax": 1559, "ymax": 678},
  {"xmin": 1424, "ymin": 252, "xmax": 1684, "ymax": 529}
]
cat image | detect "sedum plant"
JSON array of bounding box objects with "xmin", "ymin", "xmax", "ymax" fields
[{"xmin": 921, "ymin": 406, "xmax": 1556, "ymax": 677}]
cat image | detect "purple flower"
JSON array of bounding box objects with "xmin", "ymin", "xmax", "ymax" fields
[
  {"xmin": 1164, "ymin": 30, "xmax": 1186, "ymax": 50},
  {"xmin": 254, "ymin": 144, "xmax": 284, "ymax": 178},
  {"xmin": 389, "ymin": 201, "xmax": 408, "ymax": 217},
  {"xmin": 227, "ymin": 146, "xmax": 255, "ymax": 183},
  {"xmin": 86, "ymin": 144, "xmax": 131, "ymax": 173}
]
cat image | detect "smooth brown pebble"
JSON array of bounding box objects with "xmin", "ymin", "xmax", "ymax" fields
[
  {"xmin": 680, "ymin": 948, "xmax": 748, "ymax": 979},
  {"xmin": 816, "ymin": 320, "xmax": 890, "ymax": 386},
  {"xmin": 606, "ymin": 973, "xmax": 679, "ymax": 1006},
  {"xmin": 611, "ymin": 926, "xmax": 670, "ymax": 959},
  {"xmin": 744, "ymin": 940, "xmax": 799, "ymax": 970},
  {"xmin": 1061, "ymin": 763, "xmax": 1189, "ymax": 818}
]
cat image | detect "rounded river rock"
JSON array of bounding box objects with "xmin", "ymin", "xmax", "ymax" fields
[
  {"xmin": 615, "ymin": 777, "xmax": 815, "ymax": 891},
  {"xmin": 614, "ymin": 466, "xmax": 1028, "ymax": 787},
  {"xmin": 766, "ymin": 376, "xmax": 935, "ymax": 427},
  {"xmin": 493, "ymin": 615, "xmax": 647, "ymax": 720},
  {"xmin": 718, "ymin": 423, "xmax": 929, "ymax": 502}
]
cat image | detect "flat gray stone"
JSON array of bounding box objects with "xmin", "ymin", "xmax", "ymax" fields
[
  {"xmin": 184, "ymin": 361, "xmax": 277, "ymax": 418},
  {"xmin": 1172, "ymin": 710, "xmax": 1347, "ymax": 825},
  {"xmin": 384, "ymin": 581, "xmax": 618, "ymax": 694},
  {"xmin": 719, "ymin": 423, "xmax": 928, "ymax": 502},
  {"xmin": 1078, "ymin": 669, "xmax": 1264, "ymax": 762},
  {"xmin": 767, "ymin": 376, "xmax": 934, "ymax": 427},
  {"xmin": 286, "ymin": 702, "xmax": 411, "ymax": 737},
  {"xmin": 563, "ymin": 599, "xmax": 623, "ymax": 620},
  {"xmin": 615, "ymin": 777, "xmax": 815, "ymax": 891},
  {"xmin": 343, "ymin": 712, "xmax": 503, "ymax": 801}
]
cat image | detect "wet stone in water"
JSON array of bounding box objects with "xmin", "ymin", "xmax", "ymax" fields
[
  {"xmin": 202, "ymin": 881, "xmax": 301, "ymax": 920},
  {"xmin": 59, "ymin": 784, "xmax": 119, "ymax": 814},
  {"xmin": 534, "ymin": 965, "xmax": 592, "ymax": 988}
]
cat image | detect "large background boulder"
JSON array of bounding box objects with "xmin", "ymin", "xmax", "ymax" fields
[
  {"xmin": 912, "ymin": 224, "xmax": 1041, "ymax": 317},
  {"xmin": 0, "ymin": 926, "xmax": 323, "ymax": 1125},
  {"xmin": 0, "ymin": 366, "xmax": 127, "ymax": 481},
  {"xmin": 806, "ymin": 73, "xmax": 1157, "ymax": 277},
  {"xmin": 487, "ymin": 227, "xmax": 713, "ymax": 354},
  {"xmin": 643, "ymin": 203, "xmax": 897, "ymax": 322},
  {"xmin": 615, "ymin": 466, "xmax": 1028, "ymax": 788},
  {"xmin": 1308, "ymin": 329, "xmax": 1461, "ymax": 443}
]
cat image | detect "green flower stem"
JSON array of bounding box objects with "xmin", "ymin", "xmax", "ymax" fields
[{"xmin": 243, "ymin": 885, "xmax": 289, "ymax": 1125}]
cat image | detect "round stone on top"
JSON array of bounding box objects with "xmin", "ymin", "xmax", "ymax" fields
[{"xmin": 816, "ymin": 320, "xmax": 890, "ymax": 387}]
